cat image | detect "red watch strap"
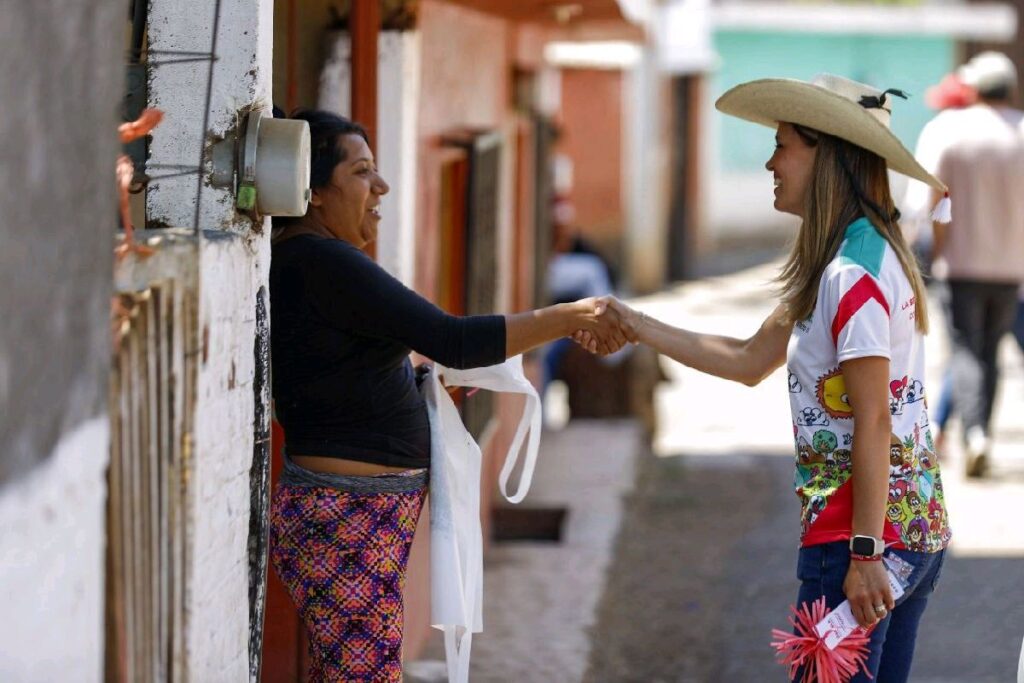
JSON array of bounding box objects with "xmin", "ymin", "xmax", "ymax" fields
[{"xmin": 850, "ymin": 553, "xmax": 883, "ymax": 562}]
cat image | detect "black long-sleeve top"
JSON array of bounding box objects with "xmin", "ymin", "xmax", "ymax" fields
[{"xmin": 270, "ymin": 234, "xmax": 507, "ymax": 469}]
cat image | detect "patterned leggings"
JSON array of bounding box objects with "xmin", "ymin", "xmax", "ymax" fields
[{"xmin": 269, "ymin": 470, "xmax": 427, "ymax": 682}]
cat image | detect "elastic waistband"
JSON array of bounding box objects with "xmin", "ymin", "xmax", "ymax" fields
[{"xmin": 280, "ymin": 455, "xmax": 428, "ymax": 494}]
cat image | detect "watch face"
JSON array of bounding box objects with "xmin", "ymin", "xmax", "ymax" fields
[{"xmin": 851, "ymin": 536, "xmax": 879, "ymax": 556}]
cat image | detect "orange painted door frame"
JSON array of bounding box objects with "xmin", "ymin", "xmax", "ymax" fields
[{"xmin": 351, "ymin": 0, "xmax": 380, "ymax": 261}]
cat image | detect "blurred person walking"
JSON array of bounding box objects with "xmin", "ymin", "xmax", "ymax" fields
[
  {"xmin": 928, "ymin": 52, "xmax": 1024, "ymax": 477},
  {"xmin": 582, "ymin": 74, "xmax": 953, "ymax": 682},
  {"xmin": 903, "ymin": 70, "xmax": 976, "ymax": 455}
]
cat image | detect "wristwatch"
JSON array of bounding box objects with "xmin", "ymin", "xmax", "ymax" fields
[{"xmin": 849, "ymin": 535, "xmax": 885, "ymax": 557}]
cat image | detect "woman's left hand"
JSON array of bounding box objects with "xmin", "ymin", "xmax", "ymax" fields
[{"xmin": 843, "ymin": 559, "xmax": 895, "ymax": 628}]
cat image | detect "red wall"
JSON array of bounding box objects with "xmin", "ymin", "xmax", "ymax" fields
[{"xmin": 559, "ymin": 68, "xmax": 624, "ymax": 240}]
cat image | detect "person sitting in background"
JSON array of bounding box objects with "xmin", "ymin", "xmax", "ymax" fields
[{"xmin": 543, "ymin": 201, "xmax": 618, "ymax": 396}]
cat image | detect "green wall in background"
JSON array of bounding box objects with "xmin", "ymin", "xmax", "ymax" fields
[{"xmin": 712, "ymin": 32, "xmax": 956, "ymax": 172}]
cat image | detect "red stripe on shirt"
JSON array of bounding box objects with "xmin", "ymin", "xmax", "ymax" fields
[
  {"xmin": 831, "ymin": 274, "xmax": 890, "ymax": 346},
  {"xmin": 801, "ymin": 478, "xmax": 906, "ymax": 549}
]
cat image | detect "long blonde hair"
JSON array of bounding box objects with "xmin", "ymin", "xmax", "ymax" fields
[{"xmin": 777, "ymin": 124, "xmax": 929, "ymax": 333}]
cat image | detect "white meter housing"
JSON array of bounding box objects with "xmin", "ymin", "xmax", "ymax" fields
[
  {"xmin": 249, "ymin": 113, "xmax": 310, "ymax": 216},
  {"xmin": 215, "ymin": 110, "xmax": 311, "ymax": 217}
]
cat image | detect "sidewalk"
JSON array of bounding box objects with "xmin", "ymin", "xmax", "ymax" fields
[{"xmin": 407, "ymin": 419, "xmax": 644, "ymax": 683}]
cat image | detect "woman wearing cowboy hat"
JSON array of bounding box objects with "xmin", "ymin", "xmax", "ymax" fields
[{"xmin": 579, "ymin": 74, "xmax": 952, "ymax": 681}]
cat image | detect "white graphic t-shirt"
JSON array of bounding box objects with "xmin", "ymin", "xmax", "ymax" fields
[{"xmin": 786, "ymin": 217, "xmax": 951, "ymax": 552}]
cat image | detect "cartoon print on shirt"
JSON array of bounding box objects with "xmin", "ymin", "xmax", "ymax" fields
[
  {"xmin": 906, "ymin": 519, "xmax": 928, "ymax": 549},
  {"xmin": 904, "ymin": 378, "xmax": 925, "ymax": 404},
  {"xmin": 795, "ymin": 429, "xmax": 849, "ymax": 466},
  {"xmin": 816, "ymin": 368, "xmax": 853, "ymax": 419},
  {"xmin": 807, "ymin": 494, "xmax": 827, "ymax": 524},
  {"xmin": 906, "ymin": 490, "xmax": 925, "ymax": 517},
  {"xmin": 789, "ymin": 221, "xmax": 950, "ymax": 554},
  {"xmin": 788, "ymin": 371, "xmax": 803, "ymax": 393},
  {"xmin": 889, "ymin": 479, "xmax": 909, "ymax": 503},
  {"xmin": 890, "ymin": 376, "xmax": 909, "ymax": 416},
  {"xmin": 889, "ymin": 439, "xmax": 902, "ymax": 467},
  {"xmin": 927, "ymin": 497, "xmax": 945, "ymax": 534},
  {"xmin": 796, "ymin": 406, "xmax": 830, "ymax": 427},
  {"xmin": 812, "ymin": 429, "xmax": 838, "ymax": 458},
  {"xmin": 917, "ymin": 470, "xmax": 934, "ymax": 500},
  {"xmin": 887, "ymin": 503, "xmax": 904, "ymax": 525},
  {"xmin": 919, "ymin": 444, "xmax": 935, "ymax": 471},
  {"xmin": 797, "ymin": 436, "xmax": 825, "ymax": 465}
]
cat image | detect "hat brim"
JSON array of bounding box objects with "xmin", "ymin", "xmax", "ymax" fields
[{"xmin": 715, "ymin": 79, "xmax": 947, "ymax": 193}]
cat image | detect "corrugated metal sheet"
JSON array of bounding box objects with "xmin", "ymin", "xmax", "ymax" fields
[{"xmin": 108, "ymin": 275, "xmax": 197, "ymax": 683}]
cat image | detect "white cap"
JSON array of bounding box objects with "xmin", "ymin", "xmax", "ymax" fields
[{"xmin": 957, "ymin": 51, "xmax": 1018, "ymax": 95}]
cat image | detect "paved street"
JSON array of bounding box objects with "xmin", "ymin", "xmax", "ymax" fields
[
  {"xmin": 586, "ymin": 260, "xmax": 1024, "ymax": 682},
  {"xmin": 410, "ymin": 259, "xmax": 1024, "ymax": 683}
]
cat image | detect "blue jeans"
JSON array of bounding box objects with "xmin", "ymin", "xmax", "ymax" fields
[{"xmin": 794, "ymin": 541, "xmax": 945, "ymax": 683}]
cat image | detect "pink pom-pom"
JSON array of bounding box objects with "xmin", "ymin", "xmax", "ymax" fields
[
  {"xmin": 770, "ymin": 597, "xmax": 873, "ymax": 683},
  {"xmin": 931, "ymin": 192, "xmax": 952, "ymax": 224}
]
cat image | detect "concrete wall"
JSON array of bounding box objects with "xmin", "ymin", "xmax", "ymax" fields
[
  {"xmin": 0, "ymin": 2, "xmax": 120, "ymax": 680},
  {"xmin": 147, "ymin": 0, "xmax": 275, "ymax": 680},
  {"xmin": 414, "ymin": 0, "xmax": 513, "ymax": 304},
  {"xmin": 188, "ymin": 233, "xmax": 270, "ymax": 680},
  {"xmin": 318, "ymin": 31, "xmax": 423, "ymax": 286},
  {"xmin": 624, "ymin": 47, "xmax": 672, "ymax": 292},
  {"xmin": 0, "ymin": 1, "xmax": 118, "ymax": 483},
  {"xmin": 559, "ymin": 69, "xmax": 625, "ymax": 241}
]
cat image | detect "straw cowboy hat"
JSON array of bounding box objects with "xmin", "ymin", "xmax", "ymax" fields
[{"xmin": 715, "ymin": 73, "xmax": 948, "ymax": 195}]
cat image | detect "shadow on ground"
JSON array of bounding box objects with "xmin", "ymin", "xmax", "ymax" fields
[{"xmin": 583, "ymin": 451, "xmax": 1024, "ymax": 683}]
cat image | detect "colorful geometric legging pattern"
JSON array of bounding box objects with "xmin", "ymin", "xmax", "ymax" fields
[{"xmin": 269, "ymin": 482, "xmax": 426, "ymax": 682}]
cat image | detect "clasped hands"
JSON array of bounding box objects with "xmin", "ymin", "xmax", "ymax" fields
[{"xmin": 570, "ymin": 296, "xmax": 643, "ymax": 355}]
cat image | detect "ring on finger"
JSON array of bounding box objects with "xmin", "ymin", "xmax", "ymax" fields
[{"xmin": 873, "ymin": 604, "xmax": 887, "ymax": 614}]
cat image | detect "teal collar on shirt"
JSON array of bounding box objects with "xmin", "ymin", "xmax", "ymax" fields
[{"xmin": 839, "ymin": 217, "xmax": 886, "ymax": 277}]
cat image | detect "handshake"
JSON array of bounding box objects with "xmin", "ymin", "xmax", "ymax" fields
[{"xmin": 569, "ymin": 296, "xmax": 645, "ymax": 356}]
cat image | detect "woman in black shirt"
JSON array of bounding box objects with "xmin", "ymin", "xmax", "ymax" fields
[{"xmin": 268, "ymin": 110, "xmax": 624, "ymax": 682}]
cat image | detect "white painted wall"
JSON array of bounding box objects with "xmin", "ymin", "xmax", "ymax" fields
[
  {"xmin": 188, "ymin": 233, "xmax": 269, "ymax": 681},
  {"xmin": 148, "ymin": 0, "xmax": 274, "ymax": 233},
  {"xmin": 0, "ymin": 419, "xmax": 109, "ymax": 683},
  {"xmin": 146, "ymin": 0, "xmax": 275, "ymax": 680},
  {"xmin": 319, "ymin": 31, "xmax": 422, "ymax": 286}
]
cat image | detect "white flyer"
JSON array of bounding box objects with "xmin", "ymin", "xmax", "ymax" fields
[{"xmin": 814, "ymin": 562, "xmax": 906, "ymax": 650}]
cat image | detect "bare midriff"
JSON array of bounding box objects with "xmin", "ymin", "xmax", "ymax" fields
[{"xmin": 291, "ymin": 454, "xmax": 417, "ymax": 476}]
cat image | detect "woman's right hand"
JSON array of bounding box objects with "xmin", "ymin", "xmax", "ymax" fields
[
  {"xmin": 570, "ymin": 296, "xmax": 635, "ymax": 355},
  {"xmin": 606, "ymin": 297, "xmax": 646, "ymax": 343}
]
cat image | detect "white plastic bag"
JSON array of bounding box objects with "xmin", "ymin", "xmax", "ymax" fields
[{"xmin": 421, "ymin": 355, "xmax": 542, "ymax": 683}]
